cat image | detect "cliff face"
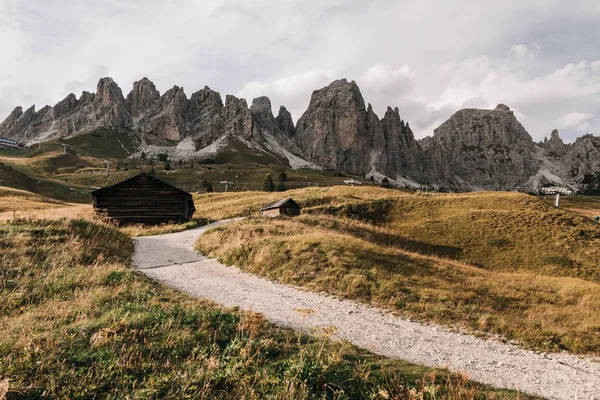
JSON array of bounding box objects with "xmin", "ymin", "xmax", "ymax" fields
[
  {"xmin": 558, "ymin": 135, "xmax": 600, "ymax": 192},
  {"xmin": 294, "ymin": 79, "xmax": 372, "ymax": 174},
  {"xmin": 1, "ymin": 76, "xmax": 599, "ymax": 192},
  {"xmin": 375, "ymin": 107, "xmax": 423, "ymax": 180},
  {"xmin": 292, "ymin": 79, "xmax": 423, "ymax": 179},
  {"xmin": 420, "ymin": 105, "xmax": 539, "ymax": 189}
]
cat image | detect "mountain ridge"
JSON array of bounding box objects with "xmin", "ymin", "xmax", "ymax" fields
[{"xmin": 1, "ymin": 76, "xmax": 599, "ymax": 193}]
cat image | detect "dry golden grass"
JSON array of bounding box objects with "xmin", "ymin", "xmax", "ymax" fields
[
  {"xmin": 540, "ymin": 195, "xmax": 600, "ymax": 221},
  {"xmin": 193, "ymin": 185, "xmax": 408, "ymax": 220},
  {"xmin": 0, "ymin": 185, "xmax": 208, "ymax": 237},
  {"xmin": 196, "ymin": 189, "xmax": 600, "ymax": 354},
  {"xmin": 0, "ymin": 218, "xmax": 518, "ymax": 399},
  {"xmin": 0, "ymin": 379, "xmax": 7, "ymax": 400},
  {"xmin": 0, "ymin": 186, "xmax": 93, "ymax": 222},
  {"xmin": 4, "ymin": 181, "xmax": 600, "ymax": 355}
]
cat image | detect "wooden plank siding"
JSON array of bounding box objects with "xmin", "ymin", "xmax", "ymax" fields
[
  {"xmin": 91, "ymin": 173, "xmax": 195, "ymax": 224},
  {"xmin": 260, "ymin": 198, "xmax": 301, "ymax": 218}
]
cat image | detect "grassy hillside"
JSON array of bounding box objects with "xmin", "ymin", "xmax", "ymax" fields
[
  {"xmin": 196, "ymin": 187, "xmax": 600, "ymax": 354},
  {"xmin": 540, "ymin": 195, "xmax": 600, "ymax": 221},
  {"xmin": 0, "ymin": 131, "xmax": 375, "ymax": 203},
  {"xmin": 0, "ymin": 163, "xmax": 89, "ymax": 202},
  {"xmin": 0, "ymin": 218, "xmax": 518, "ymax": 399}
]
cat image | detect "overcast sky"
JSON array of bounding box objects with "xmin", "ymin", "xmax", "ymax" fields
[{"xmin": 1, "ymin": 0, "xmax": 599, "ymax": 142}]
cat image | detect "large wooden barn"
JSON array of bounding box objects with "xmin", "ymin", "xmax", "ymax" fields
[{"xmin": 91, "ymin": 172, "xmax": 195, "ymax": 224}]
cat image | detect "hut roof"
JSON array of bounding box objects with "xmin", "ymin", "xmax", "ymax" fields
[
  {"xmin": 91, "ymin": 172, "xmax": 191, "ymax": 198},
  {"xmin": 260, "ymin": 198, "xmax": 301, "ymax": 211}
]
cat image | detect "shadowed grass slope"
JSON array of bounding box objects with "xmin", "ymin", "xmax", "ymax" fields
[
  {"xmin": 196, "ymin": 188, "xmax": 600, "ymax": 354},
  {"xmin": 0, "ymin": 218, "xmax": 518, "ymax": 399}
]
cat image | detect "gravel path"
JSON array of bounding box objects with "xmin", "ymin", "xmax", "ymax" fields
[{"xmin": 133, "ymin": 220, "xmax": 600, "ymax": 400}]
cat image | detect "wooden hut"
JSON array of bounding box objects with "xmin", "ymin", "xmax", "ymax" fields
[
  {"xmin": 91, "ymin": 172, "xmax": 195, "ymax": 224},
  {"xmin": 260, "ymin": 198, "xmax": 301, "ymax": 217}
]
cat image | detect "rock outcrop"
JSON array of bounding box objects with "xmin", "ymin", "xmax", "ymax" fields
[
  {"xmin": 294, "ymin": 79, "xmax": 390, "ymax": 175},
  {"xmin": 541, "ymin": 129, "xmax": 569, "ymax": 157},
  {"xmin": 294, "ymin": 80, "xmax": 367, "ymax": 173},
  {"xmin": 375, "ymin": 107, "xmax": 423, "ymax": 180},
  {"xmin": 126, "ymin": 77, "xmax": 161, "ymax": 118},
  {"xmin": 556, "ymin": 135, "xmax": 600, "ymax": 192},
  {"xmin": 420, "ymin": 105, "xmax": 539, "ymax": 189},
  {"xmin": 276, "ymin": 106, "xmax": 295, "ymax": 138}
]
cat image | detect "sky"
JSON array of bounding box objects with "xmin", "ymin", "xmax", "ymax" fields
[{"xmin": 1, "ymin": 0, "xmax": 599, "ymax": 142}]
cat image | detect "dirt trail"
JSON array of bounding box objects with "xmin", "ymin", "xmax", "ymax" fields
[{"xmin": 133, "ymin": 220, "xmax": 600, "ymax": 400}]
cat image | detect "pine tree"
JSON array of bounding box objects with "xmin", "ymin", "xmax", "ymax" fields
[
  {"xmin": 141, "ymin": 151, "xmax": 146, "ymax": 160},
  {"xmin": 202, "ymin": 180, "xmax": 213, "ymax": 193},
  {"xmin": 278, "ymin": 170, "xmax": 287, "ymax": 183},
  {"xmin": 276, "ymin": 181, "xmax": 286, "ymax": 192},
  {"xmin": 164, "ymin": 160, "xmax": 171, "ymax": 171},
  {"xmin": 149, "ymin": 166, "xmax": 156, "ymax": 175},
  {"xmin": 262, "ymin": 173, "xmax": 275, "ymax": 192},
  {"xmin": 381, "ymin": 177, "xmax": 392, "ymax": 189}
]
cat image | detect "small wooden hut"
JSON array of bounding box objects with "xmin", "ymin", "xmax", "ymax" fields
[
  {"xmin": 260, "ymin": 198, "xmax": 301, "ymax": 217},
  {"xmin": 91, "ymin": 172, "xmax": 195, "ymax": 224}
]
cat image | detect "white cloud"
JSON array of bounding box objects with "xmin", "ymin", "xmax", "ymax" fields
[
  {"xmin": 357, "ymin": 64, "xmax": 416, "ymax": 116},
  {"xmin": 560, "ymin": 112, "xmax": 594, "ymax": 131},
  {"xmin": 1, "ymin": 0, "xmax": 599, "ymax": 142},
  {"xmin": 359, "ymin": 64, "xmax": 415, "ymax": 95},
  {"xmin": 412, "ymin": 56, "xmax": 600, "ymax": 141},
  {"xmin": 238, "ymin": 69, "xmax": 334, "ymax": 120}
]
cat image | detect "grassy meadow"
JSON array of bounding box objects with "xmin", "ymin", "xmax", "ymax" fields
[
  {"xmin": 0, "ymin": 216, "xmax": 520, "ymax": 399},
  {"xmin": 0, "ymin": 132, "xmax": 373, "ymax": 203},
  {"xmin": 0, "ymin": 129, "xmax": 597, "ymax": 397},
  {"xmin": 195, "ymin": 187, "xmax": 600, "ymax": 355}
]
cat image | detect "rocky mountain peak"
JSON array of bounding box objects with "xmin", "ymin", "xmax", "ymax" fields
[
  {"xmin": 276, "ymin": 106, "xmax": 295, "ymax": 137},
  {"xmin": 542, "ymin": 129, "xmax": 569, "ymax": 157},
  {"xmin": 185, "ymin": 87, "xmax": 225, "ymax": 148},
  {"xmin": 222, "ymin": 95, "xmax": 253, "ymax": 140},
  {"xmin": 4, "ymin": 106, "xmax": 23, "ymax": 122},
  {"xmin": 127, "ymin": 77, "xmax": 160, "ymax": 117},
  {"xmin": 495, "ymin": 104, "xmax": 511, "ymax": 112},
  {"xmin": 161, "ymin": 86, "xmax": 186, "ymax": 105},
  {"xmin": 307, "ymin": 79, "xmax": 365, "ymax": 110},
  {"xmin": 550, "ymin": 129, "xmax": 563, "ymax": 143},
  {"xmin": 294, "ymin": 79, "xmax": 371, "ymax": 174},
  {"xmin": 250, "ymin": 96, "xmax": 273, "ymax": 115},
  {"xmin": 95, "ymin": 77, "xmax": 125, "ymax": 106},
  {"xmin": 424, "ymin": 106, "xmax": 538, "ymax": 188},
  {"xmin": 189, "ymin": 86, "xmax": 223, "ymax": 108},
  {"xmin": 249, "ymin": 96, "xmax": 276, "ymax": 136},
  {"xmin": 53, "ymin": 93, "xmax": 79, "ymax": 118},
  {"xmin": 225, "ymin": 95, "xmax": 249, "ymax": 110},
  {"xmin": 79, "ymin": 91, "xmax": 95, "ymax": 103}
]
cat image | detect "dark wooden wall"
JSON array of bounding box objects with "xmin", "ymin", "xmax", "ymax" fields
[
  {"xmin": 280, "ymin": 206, "xmax": 301, "ymax": 217},
  {"xmin": 93, "ymin": 175, "xmax": 194, "ymax": 224}
]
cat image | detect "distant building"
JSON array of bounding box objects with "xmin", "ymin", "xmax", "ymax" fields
[
  {"xmin": 540, "ymin": 186, "xmax": 575, "ymax": 196},
  {"xmin": 260, "ymin": 198, "xmax": 301, "ymax": 218},
  {"xmin": 0, "ymin": 137, "xmax": 25, "ymax": 149},
  {"xmin": 91, "ymin": 172, "xmax": 195, "ymax": 224},
  {"xmin": 344, "ymin": 179, "xmax": 362, "ymax": 186}
]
